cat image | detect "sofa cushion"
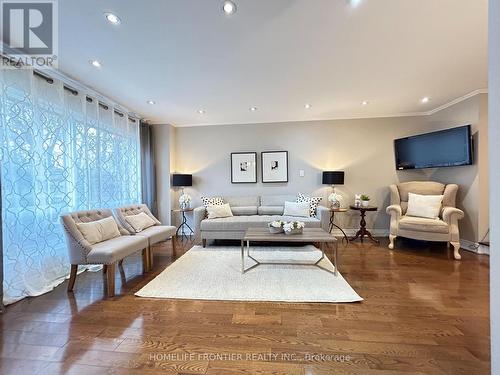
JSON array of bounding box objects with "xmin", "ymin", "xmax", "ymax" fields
[
  {"xmin": 87, "ymin": 235, "xmax": 148, "ymax": 264},
  {"xmin": 200, "ymin": 215, "xmax": 321, "ymax": 231},
  {"xmin": 224, "ymin": 196, "xmax": 260, "ymax": 207},
  {"xmin": 283, "ymin": 201, "xmax": 310, "ymax": 217},
  {"xmin": 258, "ymin": 206, "xmax": 284, "ymax": 215},
  {"xmin": 231, "ymin": 206, "xmax": 258, "ymax": 216},
  {"xmin": 136, "ymin": 225, "xmax": 176, "ymax": 244},
  {"xmin": 297, "ymin": 193, "xmax": 322, "ymax": 217},
  {"xmin": 260, "ymin": 195, "xmax": 296, "ymax": 206},
  {"xmin": 207, "ymin": 203, "xmax": 233, "ymax": 219},
  {"xmin": 399, "ymin": 215, "xmax": 449, "ymax": 234}
]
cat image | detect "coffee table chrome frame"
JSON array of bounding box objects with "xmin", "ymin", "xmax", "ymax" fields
[{"xmin": 240, "ymin": 240, "xmax": 338, "ymax": 276}]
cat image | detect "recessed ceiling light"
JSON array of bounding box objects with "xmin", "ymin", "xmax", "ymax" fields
[
  {"xmin": 147, "ymin": 100, "xmax": 155, "ymax": 105},
  {"xmin": 304, "ymin": 104, "xmax": 312, "ymax": 109},
  {"xmin": 89, "ymin": 60, "xmax": 101, "ymax": 68},
  {"xmin": 421, "ymin": 97, "xmax": 430, "ymax": 103},
  {"xmin": 104, "ymin": 12, "xmax": 121, "ymax": 25},
  {"xmin": 361, "ymin": 100, "xmax": 369, "ymax": 106},
  {"xmin": 197, "ymin": 109, "xmax": 205, "ymax": 114},
  {"xmin": 249, "ymin": 106, "xmax": 258, "ymax": 111},
  {"xmin": 223, "ymin": 1, "xmax": 236, "ymax": 15}
]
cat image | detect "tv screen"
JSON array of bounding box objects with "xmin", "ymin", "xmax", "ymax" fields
[{"xmin": 394, "ymin": 125, "xmax": 473, "ymax": 170}]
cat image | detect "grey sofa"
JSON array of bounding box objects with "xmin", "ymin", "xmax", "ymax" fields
[
  {"xmin": 194, "ymin": 195, "xmax": 330, "ymax": 246},
  {"xmin": 386, "ymin": 181, "xmax": 464, "ymax": 260},
  {"xmin": 60, "ymin": 209, "xmax": 149, "ymax": 297},
  {"xmin": 114, "ymin": 204, "xmax": 177, "ymax": 267}
]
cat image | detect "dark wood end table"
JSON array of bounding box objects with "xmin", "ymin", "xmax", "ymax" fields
[{"xmin": 349, "ymin": 205, "xmax": 380, "ymax": 244}]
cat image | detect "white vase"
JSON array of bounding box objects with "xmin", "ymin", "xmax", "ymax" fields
[{"xmin": 361, "ymin": 200, "xmax": 370, "ymax": 207}]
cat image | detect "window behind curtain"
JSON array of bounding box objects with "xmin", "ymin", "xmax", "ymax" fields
[{"xmin": 0, "ymin": 69, "xmax": 141, "ymax": 305}]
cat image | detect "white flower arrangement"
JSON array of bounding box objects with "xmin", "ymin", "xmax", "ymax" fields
[
  {"xmin": 269, "ymin": 220, "xmax": 285, "ymax": 228},
  {"xmin": 328, "ymin": 192, "xmax": 343, "ymax": 203},
  {"xmin": 179, "ymin": 193, "xmax": 192, "ymax": 207},
  {"xmin": 283, "ymin": 221, "xmax": 305, "ymax": 234}
]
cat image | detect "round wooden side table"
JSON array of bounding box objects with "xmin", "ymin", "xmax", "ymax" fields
[{"xmin": 349, "ymin": 205, "xmax": 380, "ymax": 244}]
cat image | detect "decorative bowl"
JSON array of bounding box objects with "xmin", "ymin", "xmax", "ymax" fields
[
  {"xmin": 285, "ymin": 228, "xmax": 303, "ymax": 235},
  {"xmin": 269, "ymin": 226, "xmax": 284, "ymax": 234}
]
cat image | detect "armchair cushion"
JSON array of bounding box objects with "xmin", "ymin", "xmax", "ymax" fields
[
  {"xmin": 399, "ymin": 216, "xmax": 449, "ymax": 234},
  {"xmin": 406, "ymin": 193, "xmax": 443, "ymax": 219},
  {"xmin": 136, "ymin": 225, "xmax": 176, "ymax": 245}
]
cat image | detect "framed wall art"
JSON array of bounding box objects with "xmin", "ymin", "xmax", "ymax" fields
[
  {"xmin": 261, "ymin": 151, "xmax": 288, "ymax": 183},
  {"xmin": 231, "ymin": 152, "xmax": 257, "ymax": 183}
]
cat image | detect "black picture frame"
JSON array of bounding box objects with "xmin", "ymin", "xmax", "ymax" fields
[
  {"xmin": 261, "ymin": 151, "xmax": 288, "ymax": 183},
  {"xmin": 230, "ymin": 152, "xmax": 257, "ymax": 183}
]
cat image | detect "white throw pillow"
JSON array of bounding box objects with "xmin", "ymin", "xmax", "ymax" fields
[
  {"xmin": 406, "ymin": 193, "xmax": 444, "ymax": 219},
  {"xmin": 125, "ymin": 212, "xmax": 156, "ymax": 233},
  {"xmin": 283, "ymin": 201, "xmax": 311, "ymax": 218},
  {"xmin": 76, "ymin": 216, "xmax": 121, "ymax": 245},
  {"xmin": 206, "ymin": 203, "xmax": 233, "ymax": 219}
]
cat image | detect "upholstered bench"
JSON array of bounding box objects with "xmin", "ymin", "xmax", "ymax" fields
[
  {"xmin": 114, "ymin": 204, "xmax": 177, "ymax": 268},
  {"xmin": 60, "ymin": 209, "xmax": 149, "ymax": 297}
]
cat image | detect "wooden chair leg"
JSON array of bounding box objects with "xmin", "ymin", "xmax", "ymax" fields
[
  {"xmin": 103, "ymin": 265, "xmax": 108, "ymax": 274},
  {"xmin": 142, "ymin": 247, "xmax": 150, "ymax": 273},
  {"xmin": 149, "ymin": 244, "xmax": 154, "ymax": 271},
  {"xmin": 67, "ymin": 264, "xmax": 78, "ymax": 292},
  {"xmin": 106, "ymin": 263, "xmax": 116, "ymax": 298},
  {"xmin": 172, "ymin": 236, "xmax": 176, "ymax": 257}
]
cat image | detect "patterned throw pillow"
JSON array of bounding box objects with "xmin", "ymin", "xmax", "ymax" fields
[
  {"xmin": 297, "ymin": 193, "xmax": 322, "ymax": 217},
  {"xmin": 201, "ymin": 196, "xmax": 225, "ymax": 208}
]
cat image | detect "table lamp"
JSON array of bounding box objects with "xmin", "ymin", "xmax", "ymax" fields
[
  {"xmin": 172, "ymin": 174, "xmax": 193, "ymax": 209},
  {"xmin": 322, "ymin": 171, "xmax": 345, "ymax": 209}
]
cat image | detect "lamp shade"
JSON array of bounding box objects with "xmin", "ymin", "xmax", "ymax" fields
[
  {"xmin": 322, "ymin": 171, "xmax": 344, "ymax": 185},
  {"xmin": 172, "ymin": 174, "xmax": 192, "ymax": 187}
]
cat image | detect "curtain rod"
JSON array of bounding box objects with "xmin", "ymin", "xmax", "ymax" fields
[{"xmin": 32, "ymin": 69, "xmax": 136, "ymax": 122}]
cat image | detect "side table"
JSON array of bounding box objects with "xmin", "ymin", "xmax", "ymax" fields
[
  {"xmin": 172, "ymin": 208, "xmax": 194, "ymax": 240},
  {"xmin": 328, "ymin": 208, "xmax": 349, "ymax": 244},
  {"xmin": 349, "ymin": 205, "xmax": 380, "ymax": 244}
]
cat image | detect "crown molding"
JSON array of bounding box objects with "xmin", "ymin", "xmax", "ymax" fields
[{"xmin": 159, "ymin": 89, "xmax": 488, "ymax": 128}]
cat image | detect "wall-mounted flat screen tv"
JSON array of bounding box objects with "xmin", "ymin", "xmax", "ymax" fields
[{"xmin": 394, "ymin": 125, "xmax": 473, "ymax": 170}]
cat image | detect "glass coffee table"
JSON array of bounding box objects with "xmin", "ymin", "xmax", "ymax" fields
[{"xmin": 241, "ymin": 228, "xmax": 339, "ymax": 275}]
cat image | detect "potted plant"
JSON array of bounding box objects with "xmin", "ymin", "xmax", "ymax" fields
[
  {"xmin": 268, "ymin": 220, "xmax": 285, "ymax": 234},
  {"xmin": 360, "ymin": 194, "xmax": 370, "ymax": 207},
  {"xmin": 283, "ymin": 221, "xmax": 305, "ymax": 235}
]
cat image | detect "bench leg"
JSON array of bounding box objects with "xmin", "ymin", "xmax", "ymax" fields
[
  {"xmin": 106, "ymin": 263, "xmax": 115, "ymax": 298},
  {"xmin": 142, "ymin": 247, "xmax": 150, "ymax": 273},
  {"xmin": 67, "ymin": 264, "xmax": 78, "ymax": 292}
]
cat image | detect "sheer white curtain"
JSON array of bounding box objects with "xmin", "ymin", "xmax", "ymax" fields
[{"xmin": 0, "ymin": 68, "xmax": 141, "ymax": 304}]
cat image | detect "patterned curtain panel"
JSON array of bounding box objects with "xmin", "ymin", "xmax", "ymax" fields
[{"xmin": 0, "ymin": 69, "xmax": 141, "ymax": 305}]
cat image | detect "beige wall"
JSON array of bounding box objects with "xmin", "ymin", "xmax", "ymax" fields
[{"xmin": 159, "ymin": 94, "xmax": 488, "ymax": 242}]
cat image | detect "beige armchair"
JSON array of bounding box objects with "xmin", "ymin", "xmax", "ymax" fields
[{"xmin": 386, "ymin": 181, "xmax": 464, "ymax": 260}]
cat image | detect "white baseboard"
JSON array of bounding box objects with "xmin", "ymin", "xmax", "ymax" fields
[{"xmin": 460, "ymin": 239, "xmax": 490, "ymax": 255}]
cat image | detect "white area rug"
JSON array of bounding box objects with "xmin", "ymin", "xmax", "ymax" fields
[{"xmin": 136, "ymin": 245, "xmax": 363, "ymax": 303}]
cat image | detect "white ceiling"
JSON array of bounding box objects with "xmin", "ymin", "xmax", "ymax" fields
[{"xmin": 58, "ymin": 0, "xmax": 488, "ymax": 126}]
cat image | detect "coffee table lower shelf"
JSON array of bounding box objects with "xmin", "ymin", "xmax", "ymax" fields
[{"xmin": 240, "ymin": 228, "xmax": 339, "ymax": 276}]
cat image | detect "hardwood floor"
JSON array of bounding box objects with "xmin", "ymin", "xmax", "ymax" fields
[{"xmin": 0, "ymin": 237, "xmax": 490, "ymax": 374}]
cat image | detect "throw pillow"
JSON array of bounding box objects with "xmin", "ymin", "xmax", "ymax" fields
[
  {"xmin": 406, "ymin": 193, "xmax": 444, "ymax": 219},
  {"xmin": 206, "ymin": 203, "xmax": 233, "ymax": 219},
  {"xmin": 76, "ymin": 216, "xmax": 121, "ymax": 245},
  {"xmin": 297, "ymin": 193, "xmax": 323, "ymax": 217},
  {"xmin": 283, "ymin": 201, "xmax": 311, "ymax": 218},
  {"xmin": 125, "ymin": 212, "xmax": 156, "ymax": 233},
  {"xmin": 201, "ymin": 196, "xmax": 224, "ymax": 207}
]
